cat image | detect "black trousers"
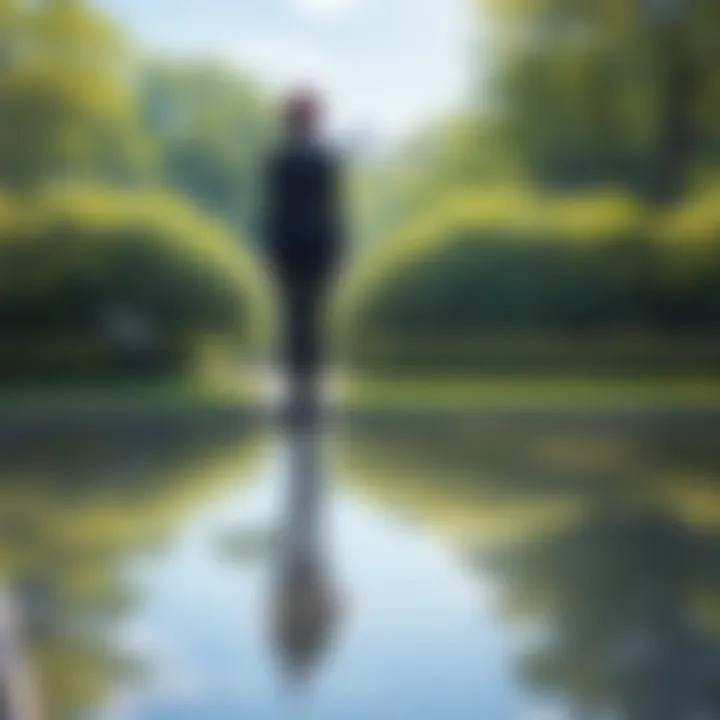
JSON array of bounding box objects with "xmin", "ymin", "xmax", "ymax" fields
[{"xmin": 280, "ymin": 278, "xmax": 327, "ymax": 396}]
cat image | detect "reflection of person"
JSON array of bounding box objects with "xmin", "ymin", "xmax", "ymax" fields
[
  {"xmin": 272, "ymin": 427, "xmax": 340, "ymax": 683},
  {"xmin": 263, "ymin": 89, "xmax": 345, "ymax": 416}
]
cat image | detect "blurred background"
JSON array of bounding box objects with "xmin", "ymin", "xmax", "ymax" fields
[
  {"xmin": 1, "ymin": 0, "xmax": 720, "ymax": 718},
  {"xmin": 0, "ymin": 0, "xmax": 718, "ymax": 395}
]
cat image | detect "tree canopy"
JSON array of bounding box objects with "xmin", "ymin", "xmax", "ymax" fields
[{"xmin": 0, "ymin": 0, "xmax": 274, "ymax": 378}]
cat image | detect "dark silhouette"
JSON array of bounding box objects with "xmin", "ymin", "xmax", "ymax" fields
[
  {"xmin": 271, "ymin": 426, "xmax": 340, "ymax": 682},
  {"xmin": 263, "ymin": 90, "xmax": 344, "ymax": 682},
  {"xmin": 264, "ymin": 90, "xmax": 344, "ymax": 418}
]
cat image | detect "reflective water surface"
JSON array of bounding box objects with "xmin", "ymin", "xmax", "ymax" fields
[{"xmin": 1, "ymin": 414, "xmax": 719, "ymax": 719}]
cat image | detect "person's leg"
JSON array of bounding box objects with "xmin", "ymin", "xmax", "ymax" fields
[{"xmin": 284, "ymin": 279, "xmax": 323, "ymax": 415}]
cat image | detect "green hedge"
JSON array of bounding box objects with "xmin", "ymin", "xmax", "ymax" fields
[
  {"xmin": 0, "ymin": 186, "xmax": 270, "ymax": 378},
  {"xmin": 338, "ymin": 189, "xmax": 720, "ymax": 371}
]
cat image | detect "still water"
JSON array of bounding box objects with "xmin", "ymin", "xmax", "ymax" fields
[{"xmin": 1, "ymin": 415, "xmax": 719, "ymax": 719}]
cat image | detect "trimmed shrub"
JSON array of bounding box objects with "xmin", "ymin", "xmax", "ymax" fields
[
  {"xmin": 0, "ymin": 186, "xmax": 270, "ymax": 378},
  {"xmin": 338, "ymin": 189, "xmax": 720, "ymax": 371}
]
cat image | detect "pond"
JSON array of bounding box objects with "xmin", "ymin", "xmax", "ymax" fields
[{"xmin": 1, "ymin": 413, "xmax": 719, "ymax": 719}]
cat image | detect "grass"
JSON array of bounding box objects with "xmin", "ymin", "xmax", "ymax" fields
[
  {"xmin": 4, "ymin": 371, "xmax": 720, "ymax": 416},
  {"xmin": 0, "ymin": 373, "xmax": 259, "ymax": 414},
  {"xmin": 343, "ymin": 374, "xmax": 720, "ymax": 412}
]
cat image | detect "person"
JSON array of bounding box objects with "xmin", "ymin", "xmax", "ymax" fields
[{"xmin": 263, "ymin": 89, "xmax": 345, "ymax": 418}]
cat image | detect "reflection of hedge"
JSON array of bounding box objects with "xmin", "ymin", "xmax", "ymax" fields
[
  {"xmin": 0, "ymin": 421, "xmax": 265, "ymax": 718},
  {"xmin": 338, "ymin": 189, "xmax": 720, "ymax": 370},
  {"xmin": 0, "ymin": 186, "xmax": 269, "ymax": 377}
]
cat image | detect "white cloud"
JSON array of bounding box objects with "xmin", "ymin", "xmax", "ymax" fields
[{"xmin": 288, "ymin": 0, "xmax": 362, "ymax": 19}]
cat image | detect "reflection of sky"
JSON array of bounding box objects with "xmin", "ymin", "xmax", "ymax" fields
[
  {"xmin": 92, "ymin": 0, "xmax": 473, "ymax": 143},
  {"xmin": 106, "ymin": 440, "xmax": 554, "ymax": 720}
]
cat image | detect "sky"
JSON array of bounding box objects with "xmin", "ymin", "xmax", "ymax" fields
[{"xmin": 93, "ymin": 0, "xmax": 474, "ymax": 144}]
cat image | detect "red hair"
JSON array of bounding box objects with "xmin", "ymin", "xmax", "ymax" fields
[{"xmin": 284, "ymin": 89, "xmax": 323, "ymax": 134}]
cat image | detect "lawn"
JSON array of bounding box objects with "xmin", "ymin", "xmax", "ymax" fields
[
  {"xmin": 343, "ymin": 375, "xmax": 720, "ymax": 412},
  {"xmin": 0, "ymin": 373, "xmax": 259, "ymax": 416}
]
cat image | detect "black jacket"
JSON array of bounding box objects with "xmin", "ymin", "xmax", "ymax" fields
[{"xmin": 264, "ymin": 140, "xmax": 343, "ymax": 282}]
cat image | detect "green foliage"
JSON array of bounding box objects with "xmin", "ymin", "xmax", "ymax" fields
[
  {"xmin": 138, "ymin": 60, "xmax": 276, "ymax": 233},
  {"xmin": 0, "ymin": 0, "xmax": 150, "ymax": 189},
  {"xmin": 349, "ymin": 0, "xmax": 720, "ymax": 370},
  {"xmin": 485, "ymin": 0, "xmax": 720, "ymax": 197},
  {"xmin": 0, "ymin": 2, "xmax": 277, "ymax": 380},
  {"xmin": 357, "ymin": 114, "xmax": 515, "ymax": 245},
  {"xmin": 0, "ymin": 185, "xmax": 270, "ymax": 378},
  {"xmin": 340, "ymin": 188, "xmax": 720, "ymax": 369}
]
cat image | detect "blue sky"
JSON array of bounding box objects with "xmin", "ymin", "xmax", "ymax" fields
[{"xmin": 93, "ymin": 0, "xmax": 473, "ymax": 143}]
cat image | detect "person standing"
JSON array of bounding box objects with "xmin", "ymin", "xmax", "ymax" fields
[{"xmin": 263, "ymin": 90, "xmax": 345, "ymax": 419}]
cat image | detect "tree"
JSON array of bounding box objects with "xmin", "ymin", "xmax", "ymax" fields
[
  {"xmin": 485, "ymin": 0, "xmax": 720, "ymax": 202},
  {"xmin": 138, "ymin": 60, "xmax": 275, "ymax": 235},
  {"xmin": 356, "ymin": 112, "xmax": 515, "ymax": 248},
  {"xmin": 0, "ymin": 0, "xmax": 150, "ymax": 190}
]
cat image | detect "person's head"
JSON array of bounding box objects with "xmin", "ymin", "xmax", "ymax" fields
[{"xmin": 283, "ymin": 88, "xmax": 323, "ymax": 139}]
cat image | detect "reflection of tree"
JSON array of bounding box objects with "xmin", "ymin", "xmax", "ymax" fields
[
  {"xmin": 489, "ymin": 510, "xmax": 720, "ymax": 719},
  {"xmin": 340, "ymin": 420, "xmax": 720, "ymax": 719},
  {"xmin": 341, "ymin": 422, "xmax": 654, "ymax": 541},
  {"xmin": 0, "ymin": 418, "xmax": 264, "ymax": 719}
]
